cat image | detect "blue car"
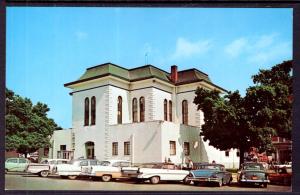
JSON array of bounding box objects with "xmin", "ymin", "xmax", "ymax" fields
[{"xmin": 186, "ymin": 163, "xmax": 232, "ymax": 187}]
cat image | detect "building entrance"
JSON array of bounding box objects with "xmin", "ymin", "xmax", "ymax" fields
[{"xmin": 85, "ymin": 141, "xmax": 95, "ymax": 159}]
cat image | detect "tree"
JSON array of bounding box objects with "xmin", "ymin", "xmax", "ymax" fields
[
  {"xmin": 193, "ymin": 60, "xmax": 292, "ymax": 166},
  {"xmin": 5, "ymin": 88, "xmax": 59, "ymax": 157}
]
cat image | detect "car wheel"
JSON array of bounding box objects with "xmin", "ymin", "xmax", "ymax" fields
[
  {"xmin": 183, "ymin": 176, "xmax": 191, "ymax": 185},
  {"xmin": 68, "ymin": 175, "xmax": 78, "ymax": 180},
  {"xmin": 263, "ymin": 183, "xmax": 268, "ymax": 188},
  {"xmin": 40, "ymin": 171, "xmax": 49, "ymax": 177},
  {"xmin": 193, "ymin": 181, "xmax": 199, "ymax": 186},
  {"xmin": 102, "ymin": 175, "xmax": 112, "ymax": 182},
  {"xmin": 150, "ymin": 176, "xmax": 160, "ymax": 184},
  {"xmin": 227, "ymin": 177, "xmax": 232, "ymax": 185},
  {"xmin": 218, "ymin": 179, "xmax": 223, "ymax": 187}
]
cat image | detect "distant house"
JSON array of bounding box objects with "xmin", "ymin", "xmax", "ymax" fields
[{"xmin": 49, "ymin": 63, "xmax": 240, "ymax": 168}]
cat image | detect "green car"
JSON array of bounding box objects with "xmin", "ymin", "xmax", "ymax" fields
[{"xmin": 5, "ymin": 158, "xmax": 30, "ymax": 173}]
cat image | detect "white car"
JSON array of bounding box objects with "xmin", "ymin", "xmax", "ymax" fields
[
  {"xmin": 131, "ymin": 163, "xmax": 190, "ymax": 184},
  {"xmin": 81, "ymin": 159, "xmax": 132, "ymax": 182},
  {"xmin": 53, "ymin": 158, "xmax": 100, "ymax": 180},
  {"xmin": 26, "ymin": 159, "xmax": 69, "ymax": 177}
]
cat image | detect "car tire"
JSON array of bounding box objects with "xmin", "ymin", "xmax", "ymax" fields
[
  {"xmin": 150, "ymin": 176, "xmax": 160, "ymax": 184},
  {"xmin": 193, "ymin": 181, "xmax": 199, "ymax": 186},
  {"xmin": 218, "ymin": 179, "xmax": 223, "ymax": 187},
  {"xmin": 40, "ymin": 170, "xmax": 49, "ymax": 177},
  {"xmin": 183, "ymin": 176, "xmax": 190, "ymax": 185},
  {"xmin": 263, "ymin": 183, "xmax": 267, "ymax": 188},
  {"xmin": 102, "ymin": 175, "xmax": 112, "ymax": 182},
  {"xmin": 227, "ymin": 177, "xmax": 232, "ymax": 186},
  {"xmin": 68, "ymin": 175, "xmax": 78, "ymax": 180}
]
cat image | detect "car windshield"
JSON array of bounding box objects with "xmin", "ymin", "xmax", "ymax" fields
[
  {"xmin": 98, "ymin": 161, "xmax": 110, "ymax": 166},
  {"xmin": 203, "ymin": 165, "xmax": 220, "ymax": 170},
  {"xmin": 243, "ymin": 164, "xmax": 263, "ymax": 170}
]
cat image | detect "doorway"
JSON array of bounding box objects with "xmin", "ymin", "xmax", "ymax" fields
[{"xmin": 85, "ymin": 141, "xmax": 95, "ymax": 159}]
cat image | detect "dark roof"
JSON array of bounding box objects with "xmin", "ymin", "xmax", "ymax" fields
[{"xmin": 64, "ymin": 62, "xmax": 225, "ymax": 92}]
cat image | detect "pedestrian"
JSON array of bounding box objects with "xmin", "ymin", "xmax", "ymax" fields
[{"xmin": 188, "ymin": 159, "xmax": 194, "ymax": 170}]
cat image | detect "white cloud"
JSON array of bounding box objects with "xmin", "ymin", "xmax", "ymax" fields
[
  {"xmin": 247, "ymin": 41, "xmax": 292, "ymax": 64},
  {"xmin": 170, "ymin": 37, "xmax": 212, "ymax": 60},
  {"xmin": 75, "ymin": 31, "xmax": 88, "ymax": 40},
  {"xmin": 224, "ymin": 33, "xmax": 292, "ymax": 65},
  {"xmin": 225, "ymin": 38, "xmax": 248, "ymax": 58}
]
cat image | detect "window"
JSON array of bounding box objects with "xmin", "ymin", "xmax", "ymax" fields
[
  {"xmin": 7, "ymin": 159, "xmax": 18, "ymax": 163},
  {"xmin": 19, "ymin": 159, "xmax": 27, "ymax": 163},
  {"xmin": 84, "ymin": 97, "xmax": 89, "ymax": 126},
  {"xmin": 139, "ymin": 97, "xmax": 145, "ymax": 122},
  {"xmin": 91, "ymin": 96, "xmax": 96, "ymax": 125},
  {"xmin": 170, "ymin": 141, "xmax": 176, "ymax": 155},
  {"xmin": 184, "ymin": 142, "xmax": 190, "ymax": 156},
  {"xmin": 60, "ymin": 145, "xmax": 66, "ymax": 151},
  {"xmin": 132, "ymin": 98, "xmax": 138, "ymax": 122},
  {"xmin": 164, "ymin": 99, "xmax": 168, "ymax": 121},
  {"xmin": 124, "ymin": 142, "xmax": 130, "ymax": 155},
  {"xmin": 225, "ymin": 150, "xmax": 230, "ymax": 157},
  {"xmin": 80, "ymin": 161, "xmax": 88, "ymax": 166},
  {"xmin": 117, "ymin": 96, "xmax": 122, "ymax": 124},
  {"xmin": 44, "ymin": 147, "xmax": 49, "ymax": 156},
  {"xmin": 112, "ymin": 142, "xmax": 118, "ymax": 156},
  {"xmin": 89, "ymin": 160, "xmax": 98, "ymax": 166},
  {"xmin": 169, "ymin": 100, "xmax": 172, "ymax": 122},
  {"xmin": 182, "ymin": 100, "xmax": 188, "ymax": 125}
]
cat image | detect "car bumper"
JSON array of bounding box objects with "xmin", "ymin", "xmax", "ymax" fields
[
  {"xmin": 187, "ymin": 177, "xmax": 219, "ymax": 182},
  {"xmin": 240, "ymin": 179, "xmax": 270, "ymax": 183}
]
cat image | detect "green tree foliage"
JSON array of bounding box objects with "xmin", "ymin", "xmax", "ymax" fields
[
  {"xmin": 193, "ymin": 60, "xmax": 292, "ymax": 166},
  {"xmin": 5, "ymin": 88, "xmax": 59, "ymax": 157}
]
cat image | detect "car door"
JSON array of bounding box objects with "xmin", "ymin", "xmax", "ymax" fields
[
  {"xmin": 6, "ymin": 158, "xmax": 18, "ymax": 171},
  {"xmin": 18, "ymin": 158, "xmax": 28, "ymax": 172}
]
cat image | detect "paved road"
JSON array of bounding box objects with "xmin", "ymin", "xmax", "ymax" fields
[{"xmin": 5, "ymin": 173, "xmax": 291, "ymax": 192}]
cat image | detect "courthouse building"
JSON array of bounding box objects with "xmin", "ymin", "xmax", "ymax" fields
[{"xmin": 49, "ymin": 62, "xmax": 240, "ymax": 168}]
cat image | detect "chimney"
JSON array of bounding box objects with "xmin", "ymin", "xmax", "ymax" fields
[{"xmin": 171, "ymin": 65, "xmax": 178, "ymax": 83}]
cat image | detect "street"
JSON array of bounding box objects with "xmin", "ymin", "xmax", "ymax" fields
[{"xmin": 5, "ymin": 173, "xmax": 291, "ymax": 192}]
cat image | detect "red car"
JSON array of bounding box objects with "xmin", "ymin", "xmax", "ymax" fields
[{"xmin": 268, "ymin": 167, "xmax": 291, "ymax": 186}]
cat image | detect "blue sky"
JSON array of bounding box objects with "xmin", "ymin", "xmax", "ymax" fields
[{"xmin": 7, "ymin": 8, "xmax": 292, "ymax": 128}]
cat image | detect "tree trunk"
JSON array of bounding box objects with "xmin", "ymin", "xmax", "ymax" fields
[{"xmin": 239, "ymin": 147, "xmax": 245, "ymax": 169}]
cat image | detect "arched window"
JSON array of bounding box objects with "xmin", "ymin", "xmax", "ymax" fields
[
  {"xmin": 91, "ymin": 96, "xmax": 96, "ymax": 125},
  {"xmin": 182, "ymin": 100, "xmax": 188, "ymax": 125},
  {"xmin": 132, "ymin": 98, "xmax": 138, "ymax": 123},
  {"xmin": 140, "ymin": 97, "xmax": 145, "ymax": 122},
  {"xmin": 117, "ymin": 96, "xmax": 122, "ymax": 124},
  {"xmin": 84, "ymin": 97, "xmax": 89, "ymax": 126},
  {"xmin": 164, "ymin": 99, "xmax": 168, "ymax": 121},
  {"xmin": 169, "ymin": 100, "xmax": 172, "ymax": 122}
]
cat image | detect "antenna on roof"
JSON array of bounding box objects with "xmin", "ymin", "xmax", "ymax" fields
[{"xmin": 145, "ymin": 52, "xmax": 148, "ymax": 65}]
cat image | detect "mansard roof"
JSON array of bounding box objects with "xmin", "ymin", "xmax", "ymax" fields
[{"xmin": 64, "ymin": 62, "xmax": 222, "ymax": 91}]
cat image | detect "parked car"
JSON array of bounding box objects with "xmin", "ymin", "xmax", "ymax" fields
[
  {"xmin": 268, "ymin": 166, "xmax": 292, "ymax": 186},
  {"xmin": 26, "ymin": 159, "xmax": 69, "ymax": 177},
  {"xmin": 237, "ymin": 162, "xmax": 270, "ymax": 188},
  {"xmin": 129, "ymin": 163, "xmax": 189, "ymax": 184},
  {"xmin": 81, "ymin": 159, "xmax": 132, "ymax": 182},
  {"xmin": 186, "ymin": 163, "xmax": 232, "ymax": 187},
  {"xmin": 53, "ymin": 158, "xmax": 100, "ymax": 180},
  {"xmin": 5, "ymin": 158, "xmax": 31, "ymax": 173}
]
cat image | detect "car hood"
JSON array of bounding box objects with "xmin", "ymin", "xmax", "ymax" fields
[{"xmin": 191, "ymin": 169, "xmax": 218, "ymax": 177}]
